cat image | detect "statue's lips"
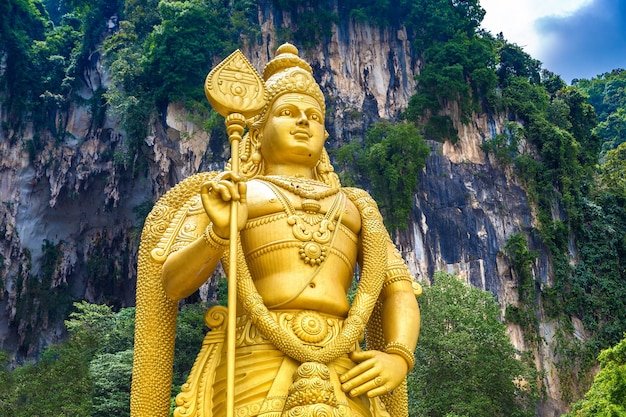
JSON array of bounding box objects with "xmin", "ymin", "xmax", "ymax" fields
[{"xmin": 291, "ymin": 130, "xmax": 311, "ymax": 140}]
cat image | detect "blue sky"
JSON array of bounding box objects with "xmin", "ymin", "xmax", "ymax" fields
[{"xmin": 480, "ymin": 0, "xmax": 626, "ymax": 83}]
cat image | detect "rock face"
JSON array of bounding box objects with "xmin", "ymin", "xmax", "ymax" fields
[
  {"xmin": 0, "ymin": 2, "xmax": 570, "ymax": 414},
  {"xmin": 242, "ymin": 5, "xmax": 419, "ymax": 145}
]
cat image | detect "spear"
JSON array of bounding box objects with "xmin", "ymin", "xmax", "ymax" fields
[{"xmin": 204, "ymin": 50, "xmax": 267, "ymax": 417}]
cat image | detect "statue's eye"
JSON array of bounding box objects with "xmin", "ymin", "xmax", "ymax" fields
[
  {"xmin": 279, "ymin": 109, "xmax": 292, "ymax": 116},
  {"xmin": 309, "ymin": 113, "xmax": 320, "ymax": 122}
]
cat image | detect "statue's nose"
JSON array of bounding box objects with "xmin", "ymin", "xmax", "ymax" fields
[{"xmin": 296, "ymin": 110, "xmax": 309, "ymax": 126}]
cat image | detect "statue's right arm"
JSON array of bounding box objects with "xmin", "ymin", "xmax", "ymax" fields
[
  {"xmin": 161, "ymin": 231, "xmax": 225, "ymax": 301},
  {"xmin": 161, "ymin": 172, "xmax": 248, "ymax": 301}
]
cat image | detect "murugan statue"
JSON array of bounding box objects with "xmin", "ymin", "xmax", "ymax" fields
[{"xmin": 130, "ymin": 44, "xmax": 421, "ymax": 417}]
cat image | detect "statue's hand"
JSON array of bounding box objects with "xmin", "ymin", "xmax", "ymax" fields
[
  {"xmin": 200, "ymin": 172, "xmax": 248, "ymax": 239},
  {"xmin": 340, "ymin": 350, "xmax": 408, "ymax": 398}
]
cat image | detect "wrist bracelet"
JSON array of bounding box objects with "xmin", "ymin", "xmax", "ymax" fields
[
  {"xmin": 385, "ymin": 342, "xmax": 415, "ymax": 371},
  {"xmin": 203, "ymin": 224, "xmax": 229, "ymax": 249}
]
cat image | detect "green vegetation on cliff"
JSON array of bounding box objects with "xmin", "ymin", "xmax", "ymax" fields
[
  {"xmin": 575, "ymin": 69, "xmax": 626, "ymax": 155},
  {"xmin": 563, "ymin": 334, "xmax": 626, "ymax": 417},
  {"xmin": 336, "ymin": 120, "xmax": 430, "ymax": 233}
]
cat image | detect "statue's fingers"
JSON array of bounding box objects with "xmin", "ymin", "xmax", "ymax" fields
[
  {"xmin": 340, "ymin": 364, "xmax": 365, "ymax": 384},
  {"xmin": 365, "ymin": 384, "xmax": 389, "ymax": 398},
  {"xmin": 215, "ymin": 184, "xmax": 233, "ymax": 201},
  {"xmin": 349, "ymin": 350, "xmax": 374, "ymax": 363},
  {"xmin": 347, "ymin": 376, "xmax": 380, "ymax": 398},
  {"xmin": 341, "ymin": 367, "xmax": 377, "ymax": 393},
  {"xmin": 363, "ymin": 376, "xmax": 388, "ymax": 398},
  {"xmin": 219, "ymin": 171, "xmax": 244, "ymax": 184},
  {"xmin": 200, "ymin": 181, "xmax": 217, "ymax": 211},
  {"xmin": 238, "ymin": 181, "xmax": 247, "ymax": 204},
  {"xmin": 201, "ymin": 181, "xmax": 215, "ymax": 195},
  {"xmin": 217, "ymin": 178, "xmax": 243, "ymax": 201}
]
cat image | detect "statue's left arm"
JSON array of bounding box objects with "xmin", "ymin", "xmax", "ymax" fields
[
  {"xmin": 379, "ymin": 245, "xmax": 421, "ymax": 370},
  {"xmin": 341, "ymin": 240, "xmax": 420, "ymax": 398}
]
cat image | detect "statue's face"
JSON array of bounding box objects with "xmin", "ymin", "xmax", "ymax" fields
[{"xmin": 260, "ymin": 93, "xmax": 326, "ymax": 169}]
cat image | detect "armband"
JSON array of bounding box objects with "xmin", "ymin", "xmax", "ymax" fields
[{"xmin": 382, "ymin": 274, "xmax": 413, "ymax": 289}]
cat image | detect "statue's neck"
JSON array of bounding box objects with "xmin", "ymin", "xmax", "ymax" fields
[{"xmin": 264, "ymin": 165, "xmax": 315, "ymax": 179}]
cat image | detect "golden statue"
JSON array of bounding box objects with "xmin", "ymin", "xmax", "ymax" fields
[{"xmin": 130, "ymin": 44, "xmax": 421, "ymax": 417}]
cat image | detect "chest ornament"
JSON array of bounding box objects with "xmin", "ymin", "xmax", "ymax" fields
[{"xmin": 259, "ymin": 177, "xmax": 345, "ymax": 266}]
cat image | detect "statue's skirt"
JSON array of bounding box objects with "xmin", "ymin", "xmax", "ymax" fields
[{"xmin": 210, "ymin": 343, "xmax": 388, "ymax": 417}]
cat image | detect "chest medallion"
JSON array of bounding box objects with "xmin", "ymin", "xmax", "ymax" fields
[{"xmin": 260, "ymin": 176, "xmax": 345, "ymax": 266}]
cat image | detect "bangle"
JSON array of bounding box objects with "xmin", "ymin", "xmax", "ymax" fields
[
  {"xmin": 203, "ymin": 224, "xmax": 229, "ymax": 249},
  {"xmin": 385, "ymin": 342, "xmax": 415, "ymax": 371}
]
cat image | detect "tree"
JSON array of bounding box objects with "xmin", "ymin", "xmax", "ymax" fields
[
  {"xmin": 8, "ymin": 340, "xmax": 93, "ymax": 417},
  {"xmin": 90, "ymin": 350, "xmax": 134, "ymax": 417},
  {"xmin": 0, "ymin": 0, "xmax": 47, "ymax": 119},
  {"xmin": 363, "ymin": 120, "xmax": 430, "ymax": 233},
  {"xmin": 601, "ymin": 142, "xmax": 626, "ymax": 199},
  {"xmin": 496, "ymin": 42, "xmax": 541, "ymax": 85},
  {"xmin": 409, "ymin": 271, "xmax": 538, "ymax": 417},
  {"xmin": 402, "ymin": 0, "xmax": 484, "ymax": 48},
  {"xmin": 0, "ymin": 351, "xmax": 16, "ymax": 415},
  {"xmin": 595, "ymin": 108, "xmax": 626, "ymax": 153},
  {"xmin": 575, "ymin": 69, "xmax": 626, "ymax": 156},
  {"xmin": 408, "ymin": 31, "xmax": 497, "ymax": 123},
  {"xmin": 0, "ymin": 300, "xmax": 213, "ymax": 414},
  {"xmin": 143, "ymin": 0, "xmax": 235, "ymax": 107},
  {"xmin": 564, "ymin": 334, "xmax": 626, "ymax": 417}
]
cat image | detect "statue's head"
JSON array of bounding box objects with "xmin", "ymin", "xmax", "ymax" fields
[{"xmin": 235, "ymin": 44, "xmax": 339, "ymax": 187}]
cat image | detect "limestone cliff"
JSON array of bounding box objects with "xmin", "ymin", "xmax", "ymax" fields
[{"xmin": 0, "ymin": 3, "xmax": 571, "ymax": 415}]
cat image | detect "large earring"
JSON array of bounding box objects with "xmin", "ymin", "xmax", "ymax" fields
[{"xmin": 251, "ymin": 136, "xmax": 262, "ymax": 165}]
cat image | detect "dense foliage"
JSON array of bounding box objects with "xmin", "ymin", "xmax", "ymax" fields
[
  {"xmin": 563, "ymin": 334, "xmax": 626, "ymax": 417},
  {"xmin": 575, "ymin": 69, "xmax": 626, "ymax": 155},
  {"xmin": 1, "ymin": 0, "xmax": 258, "ymax": 173},
  {"xmin": 476, "ymin": 59, "xmax": 626, "ymax": 396},
  {"xmin": 503, "ymin": 233, "xmax": 539, "ymax": 343},
  {"xmin": 0, "ymin": 0, "xmax": 78, "ymax": 133},
  {"xmin": 0, "ymin": 301, "xmax": 209, "ymax": 416},
  {"xmin": 409, "ymin": 271, "xmax": 538, "ymax": 417},
  {"xmin": 102, "ymin": 0, "xmax": 258, "ymax": 172},
  {"xmin": 600, "ymin": 142, "xmax": 626, "ymax": 198},
  {"xmin": 336, "ymin": 121, "xmax": 430, "ymax": 233}
]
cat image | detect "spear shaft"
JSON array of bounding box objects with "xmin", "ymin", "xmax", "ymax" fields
[{"xmin": 225, "ymin": 114, "xmax": 245, "ymax": 417}]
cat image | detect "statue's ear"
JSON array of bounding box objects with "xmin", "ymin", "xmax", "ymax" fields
[{"xmin": 249, "ymin": 126, "xmax": 263, "ymax": 151}]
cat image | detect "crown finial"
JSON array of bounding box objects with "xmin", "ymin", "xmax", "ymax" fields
[{"xmin": 276, "ymin": 43, "xmax": 298, "ymax": 55}]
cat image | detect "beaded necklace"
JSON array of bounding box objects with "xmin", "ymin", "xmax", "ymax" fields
[
  {"xmin": 261, "ymin": 180, "xmax": 345, "ymax": 267},
  {"xmin": 259, "ymin": 175, "xmax": 340, "ymax": 200}
]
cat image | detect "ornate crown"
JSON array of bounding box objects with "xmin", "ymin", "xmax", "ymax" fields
[{"xmin": 256, "ymin": 43, "xmax": 325, "ymax": 121}]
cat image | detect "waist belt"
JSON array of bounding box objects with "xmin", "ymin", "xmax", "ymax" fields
[{"xmin": 235, "ymin": 310, "xmax": 360, "ymax": 349}]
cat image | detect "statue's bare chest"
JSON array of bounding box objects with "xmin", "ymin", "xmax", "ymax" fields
[{"xmin": 245, "ymin": 178, "xmax": 361, "ymax": 235}]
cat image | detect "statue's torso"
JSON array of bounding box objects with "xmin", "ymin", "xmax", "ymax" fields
[{"xmin": 240, "ymin": 178, "xmax": 361, "ymax": 317}]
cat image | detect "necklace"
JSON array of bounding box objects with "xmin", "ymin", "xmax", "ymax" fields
[
  {"xmin": 262, "ymin": 181, "xmax": 345, "ymax": 266},
  {"xmin": 260, "ymin": 175, "xmax": 340, "ymax": 200}
]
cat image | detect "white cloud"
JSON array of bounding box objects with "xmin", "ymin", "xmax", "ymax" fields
[{"xmin": 480, "ymin": 0, "xmax": 593, "ymax": 58}]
